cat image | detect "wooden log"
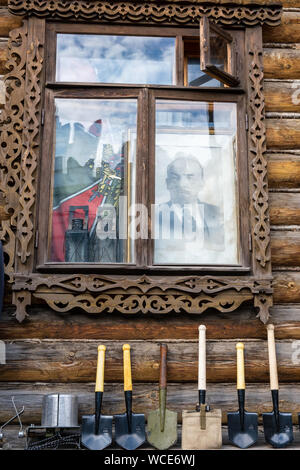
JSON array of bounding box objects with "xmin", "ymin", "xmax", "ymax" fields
[
  {"xmin": 270, "ymin": 192, "xmax": 300, "ymax": 225},
  {"xmin": 0, "ymin": 41, "xmax": 7, "ymax": 75},
  {"xmin": 273, "ymin": 272, "xmax": 300, "ymax": 304},
  {"xmin": 264, "ymin": 48, "xmax": 300, "ymax": 80},
  {"xmin": 264, "ymin": 81, "xmax": 300, "ymax": 113},
  {"xmin": 0, "ymin": 10, "xmax": 22, "ymax": 37},
  {"xmin": 263, "ymin": 11, "xmax": 300, "ymax": 44},
  {"xmin": 2, "ymin": 304, "xmax": 300, "ymax": 340},
  {"xmin": 268, "ymin": 154, "xmax": 300, "ymax": 188},
  {"xmin": 1, "ymin": 382, "xmax": 300, "ymax": 425},
  {"xmin": 266, "ymin": 118, "xmax": 300, "ymax": 149},
  {"xmin": 271, "ymin": 231, "xmax": 300, "ymax": 267},
  {"xmin": 0, "ymin": 338, "xmax": 300, "ymax": 383}
]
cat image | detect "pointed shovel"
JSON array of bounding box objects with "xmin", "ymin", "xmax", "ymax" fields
[
  {"xmin": 114, "ymin": 344, "xmax": 146, "ymax": 450},
  {"xmin": 263, "ymin": 324, "xmax": 293, "ymax": 448},
  {"xmin": 182, "ymin": 325, "xmax": 222, "ymax": 450},
  {"xmin": 147, "ymin": 344, "xmax": 177, "ymax": 449},
  {"xmin": 227, "ymin": 343, "xmax": 258, "ymax": 448},
  {"xmin": 81, "ymin": 345, "xmax": 113, "ymax": 450}
]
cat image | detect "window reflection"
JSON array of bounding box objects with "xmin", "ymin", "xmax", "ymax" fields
[
  {"xmin": 154, "ymin": 100, "xmax": 238, "ymax": 265},
  {"xmin": 50, "ymin": 98, "xmax": 137, "ymax": 264},
  {"xmin": 56, "ymin": 34, "xmax": 176, "ymax": 85}
]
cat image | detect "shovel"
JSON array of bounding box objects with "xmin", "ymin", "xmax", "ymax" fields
[
  {"xmin": 81, "ymin": 345, "xmax": 113, "ymax": 450},
  {"xmin": 263, "ymin": 324, "xmax": 293, "ymax": 448},
  {"xmin": 227, "ymin": 343, "xmax": 258, "ymax": 448},
  {"xmin": 114, "ymin": 344, "xmax": 146, "ymax": 450},
  {"xmin": 182, "ymin": 325, "xmax": 222, "ymax": 450},
  {"xmin": 147, "ymin": 344, "xmax": 177, "ymax": 449}
]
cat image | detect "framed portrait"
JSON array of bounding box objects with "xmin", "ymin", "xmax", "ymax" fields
[{"xmin": 153, "ymin": 129, "xmax": 239, "ymax": 266}]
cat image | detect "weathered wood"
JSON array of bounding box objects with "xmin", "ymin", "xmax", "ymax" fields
[
  {"xmin": 268, "ymin": 155, "xmax": 300, "ymax": 188},
  {"xmin": 264, "ymin": 48, "xmax": 300, "ymax": 80},
  {"xmin": 1, "ymin": 382, "xmax": 300, "ymax": 425},
  {"xmin": 266, "ymin": 119, "xmax": 300, "ymax": 149},
  {"xmin": 0, "ymin": 41, "xmax": 7, "ymax": 74},
  {"xmin": 270, "ymin": 193, "xmax": 300, "ymax": 225},
  {"xmin": 2, "ymin": 304, "xmax": 300, "ymax": 340},
  {"xmin": 1, "ymin": 339, "xmax": 300, "ymax": 383},
  {"xmin": 271, "ymin": 231, "xmax": 300, "ymax": 267},
  {"xmin": 263, "ymin": 11, "xmax": 300, "ymax": 44},
  {"xmin": 0, "ymin": 9, "xmax": 22, "ymax": 36},
  {"xmin": 273, "ymin": 272, "xmax": 300, "ymax": 304},
  {"xmin": 264, "ymin": 81, "xmax": 300, "ymax": 113}
]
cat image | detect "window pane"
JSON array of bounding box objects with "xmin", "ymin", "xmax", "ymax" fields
[
  {"xmin": 50, "ymin": 98, "xmax": 137, "ymax": 264},
  {"xmin": 154, "ymin": 100, "xmax": 238, "ymax": 265},
  {"xmin": 56, "ymin": 34, "xmax": 176, "ymax": 85}
]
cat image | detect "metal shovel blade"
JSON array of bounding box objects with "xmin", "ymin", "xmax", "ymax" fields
[
  {"xmin": 228, "ymin": 410, "xmax": 258, "ymax": 449},
  {"xmin": 263, "ymin": 411, "xmax": 293, "ymax": 448},
  {"xmin": 147, "ymin": 408, "xmax": 178, "ymax": 450},
  {"xmin": 81, "ymin": 414, "xmax": 113, "ymax": 450},
  {"xmin": 114, "ymin": 412, "xmax": 146, "ymax": 450}
]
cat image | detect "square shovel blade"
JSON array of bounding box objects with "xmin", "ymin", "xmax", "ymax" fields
[
  {"xmin": 263, "ymin": 412, "xmax": 293, "ymax": 448},
  {"xmin": 81, "ymin": 414, "xmax": 113, "ymax": 450},
  {"xmin": 147, "ymin": 409, "xmax": 178, "ymax": 450},
  {"xmin": 182, "ymin": 409, "xmax": 222, "ymax": 450},
  {"xmin": 228, "ymin": 411, "xmax": 258, "ymax": 449},
  {"xmin": 114, "ymin": 412, "xmax": 146, "ymax": 450}
]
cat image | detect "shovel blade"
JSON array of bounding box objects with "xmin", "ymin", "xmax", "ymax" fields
[
  {"xmin": 147, "ymin": 408, "xmax": 178, "ymax": 450},
  {"xmin": 114, "ymin": 412, "xmax": 146, "ymax": 450},
  {"xmin": 263, "ymin": 411, "xmax": 293, "ymax": 448},
  {"xmin": 227, "ymin": 411, "xmax": 258, "ymax": 449},
  {"xmin": 81, "ymin": 414, "xmax": 113, "ymax": 450}
]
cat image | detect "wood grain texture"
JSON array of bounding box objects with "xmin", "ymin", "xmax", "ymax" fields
[
  {"xmin": 270, "ymin": 193, "xmax": 300, "ymax": 225},
  {"xmin": 264, "ymin": 81, "xmax": 300, "ymax": 113},
  {"xmin": 266, "ymin": 119, "xmax": 300, "ymax": 149},
  {"xmin": 2, "ymin": 304, "xmax": 300, "ymax": 340},
  {"xmin": 271, "ymin": 231, "xmax": 300, "ymax": 266},
  {"xmin": 264, "ymin": 48, "xmax": 300, "ymax": 80},
  {"xmin": 263, "ymin": 11, "xmax": 300, "ymax": 43},
  {"xmin": 273, "ymin": 272, "xmax": 300, "ymax": 304},
  {"xmin": 1, "ymin": 382, "xmax": 300, "ymax": 425},
  {"xmin": 0, "ymin": 338, "xmax": 300, "ymax": 383},
  {"xmin": 0, "ymin": 8, "xmax": 22, "ymax": 36},
  {"xmin": 268, "ymin": 155, "xmax": 300, "ymax": 188}
]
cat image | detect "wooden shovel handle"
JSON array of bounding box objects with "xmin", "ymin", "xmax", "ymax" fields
[
  {"xmin": 123, "ymin": 344, "xmax": 132, "ymax": 392},
  {"xmin": 267, "ymin": 324, "xmax": 279, "ymax": 390},
  {"xmin": 198, "ymin": 325, "xmax": 206, "ymax": 391},
  {"xmin": 236, "ymin": 343, "xmax": 245, "ymax": 390},
  {"xmin": 160, "ymin": 344, "xmax": 167, "ymax": 389},
  {"xmin": 95, "ymin": 345, "xmax": 106, "ymax": 393}
]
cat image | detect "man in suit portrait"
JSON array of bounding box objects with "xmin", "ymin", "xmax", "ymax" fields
[{"xmin": 155, "ymin": 154, "xmax": 225, "ymax": 263}]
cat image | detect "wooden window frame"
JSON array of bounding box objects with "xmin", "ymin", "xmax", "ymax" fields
[{"xmin": 0, "ymin": 0, "xmax": 281, "ymax": 323}]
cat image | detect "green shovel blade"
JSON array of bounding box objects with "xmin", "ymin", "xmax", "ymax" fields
[{"xmin": 147, "ymin": 408, "xmax": 178, "ymax": 450}]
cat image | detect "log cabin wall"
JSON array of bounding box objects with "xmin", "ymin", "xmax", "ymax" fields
[{"xmin": 0, "ymin": 0, "xmax": 300, "ymax": 446}]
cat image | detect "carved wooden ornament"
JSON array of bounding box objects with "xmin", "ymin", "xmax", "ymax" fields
[{"xmin": 0, "ymin": 0, "xmax": 279, "ymax": 322}]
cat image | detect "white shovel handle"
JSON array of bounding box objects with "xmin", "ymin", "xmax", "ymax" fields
[
  {"xmin": 267, "ymin": 324, "xmax": 279, "ymax": 390},
  {"xmin": 198, "ymin": 325, "xmax": 206, "ymax": 390}
]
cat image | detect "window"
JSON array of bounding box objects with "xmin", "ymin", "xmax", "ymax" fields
[
  {"xmin": 2, "ymin": 2, "xmax": 277, "ymax": 322},
  {"xmin": 38, "ymin": 22, "xmax": 247, "ymax": 270}
]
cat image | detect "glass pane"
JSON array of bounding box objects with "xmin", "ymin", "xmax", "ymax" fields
[
  {"xmin": 56, "ymin": 34, "xmax": 176, "ymax": 85},
  {"xmin": 154, "ymin": 100, "xmax": 238, "ymax": 265},
  {"xmin": 187, "ymin": 58, "xmax": 223, "ymax": 87},
  {"xmin": 50, "ymin": 98, "xmax": 137, "ymax": 264}
]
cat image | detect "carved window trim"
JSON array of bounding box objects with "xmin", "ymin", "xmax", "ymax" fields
[{"xmin": 0, "ymin": 0, "xmax": 281, "ymax": 322}]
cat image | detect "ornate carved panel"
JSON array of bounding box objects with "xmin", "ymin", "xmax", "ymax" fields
[
  {"xmin": 0, "ymin": 24, "xmax": 28, "ymax": 281},
  {"xmin": 8, "ymin": 0, "xmax": 282, "ymax": 27}
]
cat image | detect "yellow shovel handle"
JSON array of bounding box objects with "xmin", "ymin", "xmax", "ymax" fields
[
  {"xmin": 236, "ymin": 343, "xmax": 245, "ymax": 390},
  {"xmin": 123, "ymin": 344, "xmax": 132, "ymax": 392},
  {"xmin": 95, "ymin": 345, "xmax": 106, "ymax": 393}
]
